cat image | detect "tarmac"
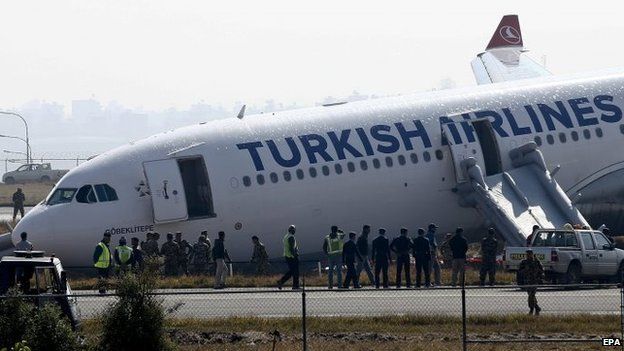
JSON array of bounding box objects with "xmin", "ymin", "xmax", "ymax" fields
[{"xmin": 74, "ymin": 286, "xmax": 620, "ymax": 319}]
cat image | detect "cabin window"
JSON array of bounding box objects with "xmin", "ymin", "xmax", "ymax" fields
[
  {"xmin": 321, "ymin": 165, "xmax": 330, "ymax": 176},
  {"xmin": 423, "ymin": 151, "xmax": 431, "ymax": 162},
  {"xmin": 410, "ymin": 153, "xmax": 418, "ymax": 164},
  {"xmin": 571, "ymin": 131, "xmax": 579, "ymax": 141},
  {"xmin": 347, "ymin": 162, "xmax": 355, "ymax": 172},
  {"xmin": 242, "ymin": 176, "xmax": 251, "ymax": 187},
  {"xmin": 534, "ymin": 136, "xmax": 542, "ymax": 146},
  {"xmin": 177, "ymin": 157, "xmax": 215, "ymax": 218},
  {"xmin": 435, "ymin": 150, "xmax": 444, "ymax": 160},
  {"xmin": 256, "ymin": 174, "xmax": 265, "ymax": 185},
  {"xmin": 372, "ymin": 159, "xmax": 381, "ymax": 169},
  {"xmin": 309, "ymin": 167, "xmax": 317, "ymax": 178},
  {"xmin": 620, "ymin": 124, "xmax": 624, "ymax": 134},
  {"xmin": 76, "ymin": 185, "xmax": 97, "ymax": 204},
  {"xmin": 385, "ymin": 157, "xmax": 393, "ymax": 167},
  {"xmin": 270, "ymin": 172, "xmax": 278, "ymax": 183},
  {"xmin": 296, "ymin": 169, "xmax": 304, "ymax": 180},
  {"xmin": 283, "ymin": 171, "xmax": 292, "ymax": 182},
  {"xmin": 335, "ymin": 164, "xmax": 343, "ymax": 174},
  {"xmin": 558, "ymin": 133, "xmax": 566, "ymax": 143},
  {"xmin": 397, "ymin": 155, "xmax": 406, "ymax": 165},
  {"xmin": 546, "ymin": 134, "xmax": 555, "ymax": 145},
  {"xmin": 94, "ymin": 184, "xmax": 118, "ymax": 202},
  {"xmin": 360, "ymin": 160, "xmax": 368, "ymax": 171},
  {"xmin": 583, "ymin": 129, "xmax": 591, "ymax": 140},
  {"xmin": 596, "ymin": 127, "xmax": 603, "ymax": 138}
]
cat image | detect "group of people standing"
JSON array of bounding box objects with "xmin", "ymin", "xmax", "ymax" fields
[
  {"xmin": 92, "ymin": 230, "xmax": 270, "ymax": 292},
  {"xmin": 277, "ymin": 223, "xmax": 484, "ymax": 290}
]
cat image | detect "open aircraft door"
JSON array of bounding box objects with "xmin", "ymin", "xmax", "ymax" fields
[
  {"xmin": 442, "ymin": 119, "xmax": 502, "ymax": 183},
  {"xmin": 143, "ymin": 159, "xmax": 188, "ymax": 223},
  {"xmin": 442, "ymin": 121, "xmax": 487, "ymax": 183}
]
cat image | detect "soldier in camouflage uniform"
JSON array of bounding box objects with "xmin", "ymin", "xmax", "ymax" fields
[
  {"xmin": 250, "ymin": 235, "xmax": 270, "ymax": 275},
  {"xmin": 518, "ymin": 249, "xmax": 545, "ymax": 315},
  {"xmin": 175, "ymin": 231, "xmax": 192, "ymax": 276},
  {"xmin": 439, "ymin": 233, "xmax": 453, "ymax": 268},
  {"xmin": 479, "ymin": 228, "xmax": 498, "ymax": 286},
  {"xmin": 160, "ymin": 233, "xmax": 180, "ymax": 276},
  {"xmin": 190, "ymin": 235, "xmax": 211, "ymax": 275},
  {"xmin": 142, "ymin": 232, "xmax": 160, "ymax": 258}
]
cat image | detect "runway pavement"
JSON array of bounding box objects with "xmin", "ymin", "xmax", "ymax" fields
[{"xmin": 74, "ymin": 286, "xmax": 621, "ymax": 319}]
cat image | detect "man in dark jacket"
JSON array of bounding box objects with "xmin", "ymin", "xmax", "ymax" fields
[
  {"xmin": 12, "ymin": 188, "xmax": 25, "ymax": 222},
  {"xmin": 371, "ymin": 228, "xmax": 391, "ymax": 289},
  {"xmin": 412, "ymin": 228, "xmax": 431, "ymax": 288},
  {"xmin": 391, "ymin": 228, "xmax": 412, "ymax": 288},
  {"xmin": 479, "ymin": 228, "xmax": 498, "ymax": 286},
  {"xmin": 343, "ymin": 232, "xmax": 363, "ymax": 289},
  {"xmin": 356, "ymin": 225, "xmax": 375, "ymax": 286},
  {"xmin": 449, "ymin": 227, "xmax": 468, "ymax": 286}
]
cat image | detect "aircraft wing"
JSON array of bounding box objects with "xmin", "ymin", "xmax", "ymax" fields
[{"xmin": 471, "ymin": 15, "xmax": 551, "ymax": 85}]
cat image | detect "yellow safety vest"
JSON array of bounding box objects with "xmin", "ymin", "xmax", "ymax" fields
[
  {"xmin": 326, "ymin": 235, "xmax": 343, "ymax": 255},
  {"xmin": 283, "ymin": 233, "xmax": 297, "ymax": 258},
  {"xmin": 116, "ymin": 245, "xmax": 133, "ymax": 265},
  {"xmin": 94, "ymin": 242, "xmax": 111, "ymax": 268}
]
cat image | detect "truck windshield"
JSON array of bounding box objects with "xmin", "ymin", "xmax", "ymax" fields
[{"xmin": 46, "ymin": 188, "xmax": 77, "ymax": 206}]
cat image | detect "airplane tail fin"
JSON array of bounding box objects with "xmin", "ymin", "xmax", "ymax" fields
[
  {"xmin": 486, "ymin": 14, "xmax": 523, "ymax": 50},
  {"xmin": 471, "ymin": 14, "xmax": 550, "ymax": 84}
]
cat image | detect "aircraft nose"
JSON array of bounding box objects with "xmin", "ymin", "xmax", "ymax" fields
[{"xmin": 11, "ymin": 204, "xmax": 45, "ymax": 248}]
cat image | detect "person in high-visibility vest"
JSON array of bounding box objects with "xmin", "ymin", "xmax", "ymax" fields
[
  {"xmin": 114, "ymin": 236, "xmax": 134, "ymax": 275},
  {"xmin": 277, "ymin": 225, "xmax": 300, "ymax": 290},
  {"xmin": 93, "ymin": 232, "xmax": 112, "ymax": 294},
  {"xmin": 323, "ymin": 225, "xmax": 345, "ymax": 289}
]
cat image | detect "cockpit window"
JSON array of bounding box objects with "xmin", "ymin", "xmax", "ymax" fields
[
  {"xmin": 76, "ymin": 185, "xmax": 97, "ymax": 204},
  {"xmin": 94, "ymin": 184, "xmax": 118, "ymax": 202},
  {"xmin": 46, "ymin": 188, "xmax": 77, "ymax": 206}
]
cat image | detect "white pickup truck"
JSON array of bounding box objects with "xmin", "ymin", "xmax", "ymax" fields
[
  {"xmin": 503, "ymin": 229, "xmax": 624, "ymax": 284},
  {"xmin": 2, "ymin": 163, "xmax": 68, "ymax": 184}
]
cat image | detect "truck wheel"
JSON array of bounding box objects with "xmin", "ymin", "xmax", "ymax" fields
[
  {"xmin": 565, "ymin": 263, "xmax": 582, "ymax": 285},
  {"xmin": 4, "ymin": 177, "xmax": 15, "ymax": 184},
  {"xmin": 40, "ymin": 175, "xmax": 51, "ymax": 182}
]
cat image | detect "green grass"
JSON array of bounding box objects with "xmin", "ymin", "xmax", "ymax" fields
[
  {"xmin": 80, "ymin": 314, "xmax": 618, "ymax": 351},
  {"xmin": 69, "ymin": 267, "xmax": 518, "ymax": 290}
]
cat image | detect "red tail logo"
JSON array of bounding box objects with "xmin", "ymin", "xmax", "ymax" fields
[{"xmin": 486, "ymin": 15, "xmax": 523, "ymax": 50}]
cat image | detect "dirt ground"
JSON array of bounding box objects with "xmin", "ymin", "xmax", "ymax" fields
[{"xmin": 0, "ymin": 183, "xmax": 53, "ymax": 206}]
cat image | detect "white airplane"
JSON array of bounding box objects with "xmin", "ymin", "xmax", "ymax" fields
[{"xmin": 8, "ymin": 15, "xmax": 624, "ymax": 267}]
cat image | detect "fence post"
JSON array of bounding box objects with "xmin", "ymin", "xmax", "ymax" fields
[
  {"xmin": 317, "ymin": 261, "xmax": 322, "ymax": 278},
  {"xmin": 229, "ymin": 263, "xmax": 233, "ymax": 277},
  {"xmin": 302, "ymin": 274, "xmax": 307, "ymax": 351},
  {"xmin": 620, "ymin": 269, "xmax": 623, "ymax": 351},
  {"xmin": 461, "ymin": 267, "xmax": 467, "ymax": 351}
]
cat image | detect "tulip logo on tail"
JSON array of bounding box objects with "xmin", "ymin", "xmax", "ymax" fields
[{"xmin": 499, "ymin": 25, "xmax": 521, "ymax": 45}]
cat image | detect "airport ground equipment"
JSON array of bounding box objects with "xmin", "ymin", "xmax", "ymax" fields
[
  {"xmin": 2, "ymin": 162, "xmax": 68, "ymax": 184},
  {"xmin": 503, "ymin": 229, "xmax": 624, "ymax": 284},
  {"xmin": 0, "ymin": 251, "xmax": 80, "ymax": 328},
  {"xmin": 456, "ymin": 142, "xmax": 589, "ymax": 247}
]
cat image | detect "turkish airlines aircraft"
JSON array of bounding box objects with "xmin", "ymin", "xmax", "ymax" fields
[{"xmin": 8, "ymin": 15, "xmax": 624, "ymax": 266}]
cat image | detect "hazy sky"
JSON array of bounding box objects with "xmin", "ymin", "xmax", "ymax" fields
[{"xmin": 1, "ymin": 1, "xmax": 623, "ymax": 111}]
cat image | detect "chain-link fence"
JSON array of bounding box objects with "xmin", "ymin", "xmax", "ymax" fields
[{"xmin": 9, "ymin": 281, "xmax": 607, "ymax": 350}]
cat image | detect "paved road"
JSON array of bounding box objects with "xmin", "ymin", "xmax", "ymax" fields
[
  {"xmin": 74, "ymin": 286, "xmax": 621, "ymax": 319},
  {"xmin": 0, "ymin": 206, "xmax": 32, "ymax": 222}
]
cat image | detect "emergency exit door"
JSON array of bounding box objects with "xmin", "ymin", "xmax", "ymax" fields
[
  {"xmin": 442, "ymin": 121, "xmax": 486, "ymax": 183},
  {"xmin": 143, "ymin": 159, "xmax": 188, "ymax": 223}
]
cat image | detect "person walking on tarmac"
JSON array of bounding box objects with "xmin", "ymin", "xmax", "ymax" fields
[
  {"xmin": 371, "ymin": 228, "xmax": 391, "ymax": 289},
  {"xmin": 479, "ymin": 228, "xmax": 498, "ymax": 286},
  {"xmin": 518, "ymin": 248, "xmax": 544, "ymax": 315},
  {"xmin": 250, "ymin": 235, "xmax": 270, "ymax": 275},
  {"xmin": 93, "ymin": 232, "xmax": 112, "ymax": 294},
  {"xmin": 161, "ymin": 233, "xmax": 180, "ymax": 276},
  {"xmin": 323, "ymin": 225, "xmax": 345, "ymax": 289},
  {"xmin": 114, "ymin": 236, "xmax": 134, "ymax": 275},
  {"xmin": 356, "ymin": 225, "xmax": 375, "ymax": 286},
  {"xmin": 391, "ymin": 228, "xmax": 412, "ymax": 288},
  {"xmin": 343, "ymin": 232, "xmax": 363, "ymax": 289},
  {"xmin": 277, "ymin": 225, "xmax": 300, "ymax": 290},
  {"xmin": 11, "ymin": 188, "xmax": 25, "ymax": 222},
  {"xmin": 213, "ymin": 231, "xmax": 231, "ymax": 289},
  {"xmin": 450, "ymin": 227, "xmax": 469, "ymax": 286},
  {"xmin": 412, "ymin": 228, "xmax": 432, "ymax": 288},
  {"xmin": 426, "ymin": 223, "xmax": 442, "ymax": 286}
]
